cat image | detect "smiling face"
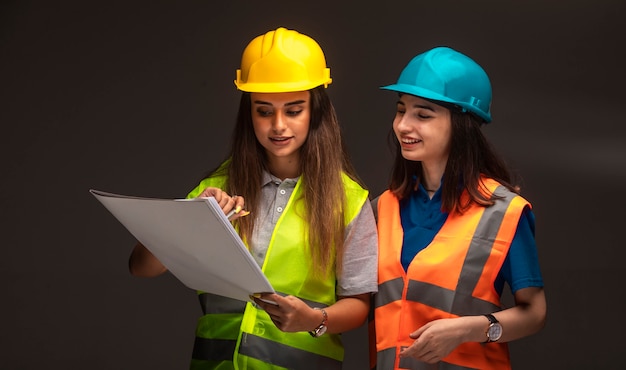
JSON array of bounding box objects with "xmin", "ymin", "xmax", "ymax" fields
[
  {"xmin": 393, "ymin": 94, "xmax": 452, "ymax": 167},
  {"xmin": 250, "ymin": 91, "xmax": 310, "ymax": 178}
]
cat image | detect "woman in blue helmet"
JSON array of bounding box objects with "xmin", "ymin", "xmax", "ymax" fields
[{"xmin": 372, "ymin": 47, "xmax": 547, "ymax": 369}]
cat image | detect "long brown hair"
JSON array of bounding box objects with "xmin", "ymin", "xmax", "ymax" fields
[
  {"xmin": 208, "ymin": 86, "xmax": 364, "ymax": 276},
  {"xmin": 389, "ymin": 108, "xmax": 520, "ymax": 214}
]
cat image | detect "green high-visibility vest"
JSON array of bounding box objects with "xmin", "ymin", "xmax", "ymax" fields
[{"xmin": 187, "ymin": 168, "xmax": 369, "ymax": 370}]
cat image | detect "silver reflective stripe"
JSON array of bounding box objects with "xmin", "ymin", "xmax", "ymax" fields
[
  {"xmin": 378, "ymin": 346, "xmax": 478, "ymax": 369},
  {"xmin": 399, "ymin": 355, "xmax": 439, "ymax": 369},
  {"xmin": 198, "ymin": 292, "xmax": 246, "ymax": 314},
  {"xmin": 405, "ymin": 280, "xmax": 500, "ymax": 316},
  {"xmin": 438, "ymin": 362, "xmax": 479, "ymax": 370},
  {"xmin": 399, "ymin": 357, "xmax": 478, "ymax": 370},
  {"xmin": 298, "ymin": 295, "xmax": 328, "ymax": 309},
  {"xmin": 200, "ymin": 291, "xmax": 325, "ymax": 314},
  {"xmin": 377, "ymin": 347, "xmax": 397, "ymax": 369},
  {"xmin": 239, "ymin": 333, "xmax": 342, "ymax": 370},
  {"xmin": 455, "ymin": 186, "xmax": 514, "ymax": 302},
  {"xmin": 192, "ymin": 337, "xmax": 236, "ymax": 362},
  {"xmin": 375, "ymin": 277, "xmax": 404, "ymax": 308}
]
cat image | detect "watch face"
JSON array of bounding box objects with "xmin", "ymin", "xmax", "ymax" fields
[
  {"xmin": 488, "ymin": 323, "xmax": 502, "ymax": 341},
  {"xmin": 316, "ymin": 325, "xmax": 327, "ymax": 337}
]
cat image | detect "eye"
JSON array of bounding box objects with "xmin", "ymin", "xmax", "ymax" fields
[
  {"xmin": 415, "ymin": 109, "xmax": 433, "ymax": 119},
  {"xmin": 286, "ymin": 109, "xmax": 303, "ymax": 117},
  {"xmin": 256, "ymin": 108, "xmax": 273, "ymax": 117}
]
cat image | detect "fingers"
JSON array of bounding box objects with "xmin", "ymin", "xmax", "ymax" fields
[
  {"xmin": 197, "ymin": 187, "xmax": 247, "ymax": 216},
  {"xmin": 251, "ymin": 293, "xmax": 280, "ymax": 308},
  {"xmin": 233, "ymin": 195, "xmax": 245, "ymax": 214}
]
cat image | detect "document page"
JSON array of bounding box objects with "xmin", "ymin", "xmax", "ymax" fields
[{"xmin": 90, "ymin": 189, "xmax": 274, "ymax": 302}]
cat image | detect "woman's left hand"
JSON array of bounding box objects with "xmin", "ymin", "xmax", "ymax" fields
[{"xmin": 252, "ymin": 293, "xmax": 321, "ymax": 333}]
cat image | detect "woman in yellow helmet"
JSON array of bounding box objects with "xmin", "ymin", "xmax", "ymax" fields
[{"xmin": 129, "ymin": 27, "xmax": 378, "ymax": 370}]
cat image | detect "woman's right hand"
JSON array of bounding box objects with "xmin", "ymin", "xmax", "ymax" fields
[{"xmin": 197, "ymin": 187, "xmax": 247, "ymax": 220}]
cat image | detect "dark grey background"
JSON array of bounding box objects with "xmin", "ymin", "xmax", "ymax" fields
[{"xmin": 2, "ymin": 1, "xmax": 624, "ymax": 369}]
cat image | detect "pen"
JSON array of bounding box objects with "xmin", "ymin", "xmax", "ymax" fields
[
  {"xmin": 226, "ymin": 207, "xmax": 250, "ymax": 220},
  {"xmin": 225, "ymin": 206, "xmax": 240, "ymax": 220}
]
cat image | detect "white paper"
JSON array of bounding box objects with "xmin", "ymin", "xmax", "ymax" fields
[{"xmin": 90, "ymin": 189, "xmax": 274, "ymax": 302}]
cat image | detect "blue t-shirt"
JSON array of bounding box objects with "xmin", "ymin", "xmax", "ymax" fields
[{"xmin": 400, "ymin": 184, "xmax": 544, "ymax": 295}]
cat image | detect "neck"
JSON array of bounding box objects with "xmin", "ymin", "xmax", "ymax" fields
[
  {"xmin": 420, "ymin": 161, "xmax": 446, "ymax": 193},
  {"xmin": 267, "ymin": 156, "xmax": 301, "ymax": 180}
]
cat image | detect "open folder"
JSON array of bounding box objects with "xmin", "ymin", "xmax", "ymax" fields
[{"xmin": 90, "ymin": 189, "xmax": 274, "ymax": 302}]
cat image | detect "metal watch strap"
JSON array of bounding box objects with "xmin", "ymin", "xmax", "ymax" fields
[{"xmin": 308, "ymin": 308, "xmax": 328, "ymax": 337}]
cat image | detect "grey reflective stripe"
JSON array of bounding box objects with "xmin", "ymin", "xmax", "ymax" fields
[
  {"xmin": 378, "ymin": 347, "xmax": 478, "ymax": 370},
  {"xmin": 405, "ymin": 280, "xmax": 500, "ymax": 316},
  {"xmin": 298, "ymin": 295, "xmax": 328, "ymax": 309},
  {"xmin": 198, "ymin": 292, "xmax": 246, "ymax": 314},
  {"xmin": 438, "ymin": 362, "xmax": 479, "ymax": 370},
  {"xmin": 192, "ymin": 337, "xmax": 236, "ymax": 362},
  {"xmin": 375, "ymin": 277, "xmax": 404, "ymax": 308},
  {"xmin": 400, "ymin": 357, "xmax": 478, "ymax": 370},
  {"xmin": 399, "ymin": 355, "xmax": 439, "ymax": 369},
  {"xmin": 377, "ymin": 347, "xmax": 397, "ymax": 369},
  {"xmin": 454, "ymin": 186, "xmax": 514, "ymax": 305},
  {"xmin": 239, "ymin": 333, "xmax": 342, "ymax": 370},
  {"xmin": 200, "ymin": 290, "xmax": 326, "ymax": 313}
]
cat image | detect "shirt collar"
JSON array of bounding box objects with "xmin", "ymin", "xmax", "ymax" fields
[{"xmin": 261, "ymin": 169, "xmax": 300, "ymax": 187}]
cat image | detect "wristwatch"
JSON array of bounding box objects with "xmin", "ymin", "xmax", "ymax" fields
[
  {"xmin": 308, "ymin": 308, "xmax": 328, "ymax": 338},
  {"xmin": 483, "ymin": 314, "xmax": 502, "ymax": 343}
]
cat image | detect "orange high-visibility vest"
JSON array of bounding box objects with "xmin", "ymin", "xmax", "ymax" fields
[{"xmin": 374, "ymin": 178, "xmax": 530, "ymax": 370}]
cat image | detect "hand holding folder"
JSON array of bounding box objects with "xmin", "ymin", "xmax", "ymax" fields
[{"xmin": 90, "ymin": 189, "xmax": 274, "ymax": 302}]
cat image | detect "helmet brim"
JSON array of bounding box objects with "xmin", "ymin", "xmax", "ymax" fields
[{"xmin": 380, "ymin": 83, "xmax": 492, "ymax": 123}]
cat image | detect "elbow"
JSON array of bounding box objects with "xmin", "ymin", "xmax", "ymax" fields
[
  {"xmin": 529, "ymin": 297, "xmax": 548, "ymax": 335},
  {"xmin": 128, "ymin": 259, "xmax": 166, "ymax": 277},
  {"xmin": 128, "ymin": 260, "xmax": 143, "ymax": 277},
  {"xmin": 536, "ymin": 307, "xmax": 547, "ymax": 333},
  {"xmin": 128, "ymin": 242, "xmax": 166, "ymax": 277},
  {"xmin": 128, "ymin": 259, "xmax": 145, "ymax": 277}
]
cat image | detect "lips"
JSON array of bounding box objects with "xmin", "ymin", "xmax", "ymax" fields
[
  {"xmin": 269, "ymin": 136, "xmax": 293, "ymax": 145},
  {"xmin": 401, "ymin": 138, "xmax": 421, "ymax": 144}
]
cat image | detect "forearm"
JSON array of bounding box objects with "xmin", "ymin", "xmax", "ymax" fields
[
  {"xmin": 128, "ymin": 242, "xmax": 168, "ymax": 277},
  {"xmin": 491, "ymin": 287, "xmax": 546, "ymax": 343},
  {"xmin": 458, "ymin": 287, "xmax": 547, "ymax": 344},
  {"xmin": 324, "ymin": 293, "xmax": 371, "ymax": 334}
]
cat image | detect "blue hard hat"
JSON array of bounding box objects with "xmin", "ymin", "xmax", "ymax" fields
[{"xmin": 381, "ymin": 46, "xmax": 492, "ymax": 123}]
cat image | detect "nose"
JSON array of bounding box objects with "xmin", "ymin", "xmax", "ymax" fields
[
  {"xmin": 394, "ymin": 114, "xmax": 411, "ymax": 133},
  {"xmin": 272, "ymin": 111, "xmax": 287, "ymax": 133}
]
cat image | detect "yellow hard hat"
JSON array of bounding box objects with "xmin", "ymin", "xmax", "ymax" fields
[{"xmin": 234, "ymin": 27, "xmax": 332, "ymax": 93}]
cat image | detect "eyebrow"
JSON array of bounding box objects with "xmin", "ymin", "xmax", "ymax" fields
[
  {"xmin": 396, "ymin": 100, "xmax": 436, "ymax": 111},
  {"xmin": 253, "ymin": 99, "xmax": 307, "ymax": 107}
]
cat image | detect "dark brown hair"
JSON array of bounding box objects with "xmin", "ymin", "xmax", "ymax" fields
[{"xmin": 388, "ymin": 108, "xmax": 520, "ymax": 214}]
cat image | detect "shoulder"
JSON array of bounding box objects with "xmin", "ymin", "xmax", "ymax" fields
[
  {"xmin": 339, "ymin": 172, "xmax": 371, "ymax": 222},
  {"xmin": 482, "ymin": 177, "xmax": 531, "ymax": 207},
  {"xmin": 340, "ymin": 173, "xmax": 369, "ymax": 199},
  {"xmin": 186, "ymin": 161, "xmax": 230, "ymax": 198}
]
